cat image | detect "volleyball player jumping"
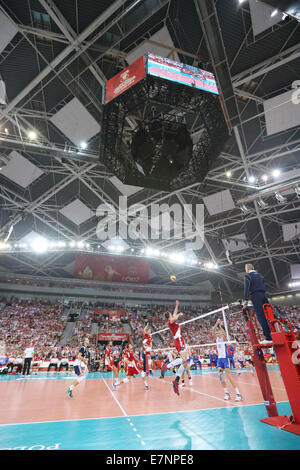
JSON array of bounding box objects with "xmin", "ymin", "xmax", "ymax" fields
[{"xmin": 164, "ymin": 300, "xmax": 192, "ymax": 395}]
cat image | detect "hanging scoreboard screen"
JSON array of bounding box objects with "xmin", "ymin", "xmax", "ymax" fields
[{"xmin": 147, "ymin": 53, "xmax": 219, "ymax": 95}]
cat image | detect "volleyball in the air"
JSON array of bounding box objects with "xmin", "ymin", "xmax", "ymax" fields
[{"xmin": 170, "ymin": 275, "xmax": 177, "ymax": 282}]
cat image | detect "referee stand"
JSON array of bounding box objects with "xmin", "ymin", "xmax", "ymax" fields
[{"xmin": 242, "ymin": 304, "xmax": 300, "ymax": 435}]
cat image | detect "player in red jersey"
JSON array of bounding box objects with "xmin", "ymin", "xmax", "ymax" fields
[
  {"xmin": 142, "ymin": 323, "xmax": 153, "ymax": 378},
  {"xmin": 164, "ymin": 300, "xmax": 192, "ymax": 395},
  {"xmin": 105, "ymin": 341, "xmax": 120, "ymax": 388},
  {"xmin": 31, "ymin": 353, "xmax": 42, "ymax": 375},
  {"xmin": 113, "ymin": 343, "xmax": 149, "ymax": 391}
]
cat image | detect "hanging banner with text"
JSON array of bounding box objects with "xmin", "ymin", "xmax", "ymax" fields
[
  {"xmin": 98, "ymin": 332, "xmax": 129, "ymax": 342},
  {"xmin": 75, "ymin": 254, "xmax": 150, "ymax": 284},
  {"xmin": 104, "ymin": 55, "xmax": 146, "ymax": 104},
  {"xmin": 94, "ymin": 308, "xmax": 126, "ymax": 318}
]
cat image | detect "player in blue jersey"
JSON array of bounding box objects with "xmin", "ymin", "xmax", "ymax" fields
[
  {"xmin": 67, "ymin": 337, "xmax": 90, "ymax": 398},
  {"xmin": 212, "ymin": 319, "xmax": 242, "ymax": 402}
]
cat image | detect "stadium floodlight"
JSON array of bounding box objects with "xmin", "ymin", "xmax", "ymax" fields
[
  {"xmin": 168, "ymin": 253, "xmax": 184, "ymax": 263},
  {"xmin": 275, "ymin": 191, "xmax": 287, "ymax": 203},
  {"xmin": 205, "ymin": 262, "xmax": 218, "ymax": 269},
  {"xmin": 248, "ymin": 175, "xmax": 256, "ymax": 184},
  {"xmin": 109, "ymin": 245, "xmax": 124, "ymax": 252},
  {"xmin": 31, "ymin": 236, "xmax": 48, "ymax": 253},
  {"xmin": 240, "ymin": 204, "xmax": 249, "ymax": 214},
  {"xmin": 262, "ymin": 174, "xmax": 268, "ymax": 182},
  {"xmin": 270, "ymin": 9, "xmax": 278, "ymax": 17},
  {"xmin": 257, "ymin": 198, "xmax": 268, "ymax": 209},
  {"xmin": 77, "ymin": 241, "xmax": 84, "ymax": 248},
  {"xmin": 145, "ymin": 247, "xmax": 160, "ymax": 257},
  {"xmin": 226, "ymin": 171, "xmax": 232, "ymax": 178},
  {"xmin": 28, "ymin": 130, "xmax": 37, "ymax": 140},
  {"xmin": 205, "ymin": 262, "xmax": 214, "ymax": 269},
  {"xmin": 289, "ymin": 281, "xmax": 300, "ymax": 288},
  {"xmin": 272, "ymin": 169, "xmax": 281, "ymax": 178},
  {"xmin": 80, "ymin": 142, "xmax": 87, "ymax": 150},
  {"xmin": 294, "ymin": 185, "xmax": 300, "ymax": 199}
]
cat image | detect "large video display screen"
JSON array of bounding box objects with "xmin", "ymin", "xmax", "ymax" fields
[{"xmin": 147, "ymin": 53, "xmax": 219, "ymax": 95}]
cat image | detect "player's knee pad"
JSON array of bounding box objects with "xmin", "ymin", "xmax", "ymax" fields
[
  {"xmin": 77, "ymin": 376, "xmax": 84, "ymax": 384},
  {"xmin": 219, "ymin": 370, "xmax": 225, "ymax": 383},
  {"xmin": 141, "ymin": 371, "xmax": 145, "ymax": 378},
  {"xmin": 123, "ymin": 378, "xmax": 129, "ymax": 383}
]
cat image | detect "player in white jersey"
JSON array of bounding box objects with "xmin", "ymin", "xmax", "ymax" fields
[
  {"xmin": 160, "ymin": 350, "xmax": 185, "ymax": 386},
  {"xmin": 213, "ymin": 319, "xmax": 242, "ymax": 401},
  {"xmin": 67, "ymin": 337, "xmax": 89, "ymax": 398}
]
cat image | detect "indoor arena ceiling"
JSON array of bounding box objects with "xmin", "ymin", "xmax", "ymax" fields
[{"xmin": 0, "ymin": 0, "xmax": 300, "ymax": 300}]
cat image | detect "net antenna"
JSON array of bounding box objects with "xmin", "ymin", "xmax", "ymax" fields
[{"xmin": 218, "ymin": 283, "xmax": 231, "ymax": 342}]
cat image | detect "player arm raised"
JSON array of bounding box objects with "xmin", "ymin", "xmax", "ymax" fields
[
  {"xmin": 212, "ymin": 318, "xmax": 222, "ymax": 339},
  {"xmin": 169, "ymin": 300, "xmax": 183, "ymax": 323}
]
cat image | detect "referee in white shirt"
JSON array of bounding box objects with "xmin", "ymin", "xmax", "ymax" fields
[{"xmin": 23, "ymin": 343, "xmax": 34, "ymax": 375}]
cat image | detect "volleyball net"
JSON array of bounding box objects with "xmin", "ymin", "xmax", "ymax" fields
[{"xmin": 150, "ymin": 305, "xmax": 246, "ymax": 354}]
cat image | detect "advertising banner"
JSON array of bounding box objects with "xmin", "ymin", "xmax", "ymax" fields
[
  {"xmin": 98, "ymin": 332, "xmax": 129, "ymax": 342},
  {"xmin": 75, "ymin": 254, "xmax": 150, "ymax": 284},
  {"xmin": 104, "ymin": 55, "xmax": 146, "ymax": 104}
]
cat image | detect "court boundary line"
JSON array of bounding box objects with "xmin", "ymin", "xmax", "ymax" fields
[
  {"xmin": 103, "ymin": 379, "xmax": 127, "ymax": 417},
  {"xmin": 103, "ymin": 379, "xmax": 147, "ymax": 447},
  {"xmin": 0, "ymin": 401, "xmax": 289, "ymax": 427}
]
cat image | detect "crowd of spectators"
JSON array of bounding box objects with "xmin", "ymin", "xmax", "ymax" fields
[{"xmin": 0, "ymin": 297, "xmax": 299, "ymax": 375}]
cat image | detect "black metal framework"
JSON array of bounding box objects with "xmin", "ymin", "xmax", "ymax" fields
[{"xmin": 100, "ymin": 73, "xmax": 228, "ymax": 191}]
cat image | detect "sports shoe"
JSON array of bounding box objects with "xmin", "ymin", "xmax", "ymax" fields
[
  {"xmin": 145, "ymin": 385, "xmax": 150, "ymax": 390},
  {"xmin": 179, "ymin": 383, "xmax": 185, "ymax": 388},
  {"xmin": 67, "ymin": 388, "xmax": 72, "ymax": 398},
  {"xmin": 224, "ymin": 392, "xmax": 230, "ymax": 400},
  {"xmin": 237, "ymin": 372, "xmax": 241, "ymax": 376},
  {"xmin": 161, "ymin": 363, "xmax": 167, "ymax": 378},
  {"xmin": 172, "ymin": 379, "xmax": 180, "ymax": 395},
  {"xmin": 235, "ymin": 393, "xmax": 243, "ymax": 402},
  {"xmin": 113, "ymin": 383, "xmax": 117, "ymax": 391}
]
